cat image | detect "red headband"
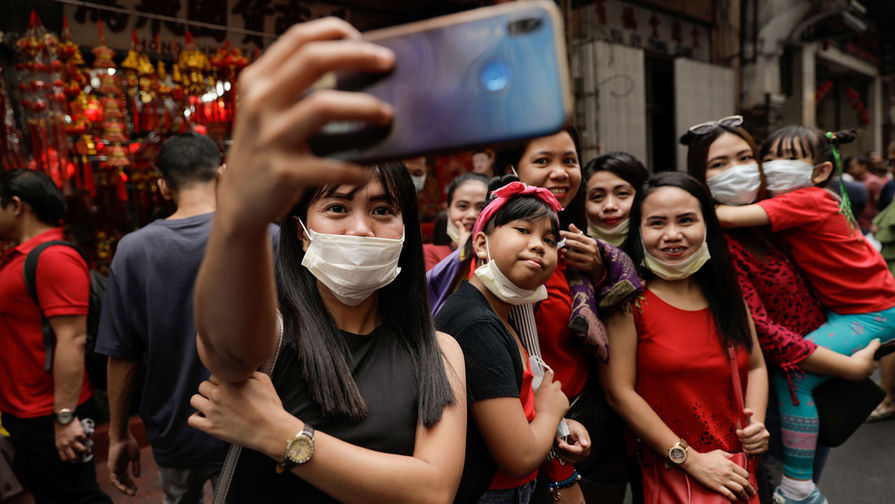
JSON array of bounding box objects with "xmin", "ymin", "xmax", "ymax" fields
[{"xmin": 471, "ymin": 181, "xmax": 563, "ymax": 237}]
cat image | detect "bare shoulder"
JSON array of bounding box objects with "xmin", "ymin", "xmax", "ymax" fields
[{"xmin": 435, "ymin": 331, "xmax": 464, "ymax": 365}]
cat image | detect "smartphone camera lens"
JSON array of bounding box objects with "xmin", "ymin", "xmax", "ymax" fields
[
  {"xmin": 507, "ymin": 17, "xmax": 543, "ymax": 35},
  {"xmin": 480, "ymin": 59, "xmax": 511, "ymax": 92}
]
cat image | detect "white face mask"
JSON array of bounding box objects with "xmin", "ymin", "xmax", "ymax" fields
[
  {"xmin": 587, "ymin": 218, "xmax": 629, "ymax": 247},
  {"xmin": 299, "ymin": 220, "xmax": 404, "ymax": 306},
  {"xmin": 446, "ymin": 217, "xmax": 461, "ymax": 245},
  {"xmin": 762, "ymin": 159, "xmax": 816, "ymax": 196},
  {"xmin": 642, "ymin": 237, "xmax": 711, "ymax": 281},
  {"xmin": 706, "ymin": 163, "xmax": 761, "ymax": 205},
  {"xmin": 411, "ymin": 174, "xmax": 427, "ymax": 192},
  {"xmin": 474, "ymin": 236, "xmax": 548, "ymax": 305}
]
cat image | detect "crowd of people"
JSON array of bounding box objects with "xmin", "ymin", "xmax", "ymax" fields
[{"xmin": 2, "ymin": 15, "xmax": 895, "ymax": 504}]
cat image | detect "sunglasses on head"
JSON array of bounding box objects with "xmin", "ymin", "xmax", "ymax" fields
[
  {"xmin": 688, "ymin": 115, "xmax": 743, "ymax": 135},
  {"xmin": 680, "ymin": 115, "xmax": 744, "ymax": 145}
]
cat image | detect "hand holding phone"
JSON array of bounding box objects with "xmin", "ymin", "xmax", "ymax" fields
[
  {"xmin": 874, "ymin": 340, "xmax": 895, "ymax": 360},
  {"xmin": 308, "ymin": 1, "xmax": 572, "ymax": 162}
]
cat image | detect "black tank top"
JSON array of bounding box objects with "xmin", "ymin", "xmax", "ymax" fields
[{"xmin": 228, "ymin": 324, "xmax": 419, "ymax": 502}]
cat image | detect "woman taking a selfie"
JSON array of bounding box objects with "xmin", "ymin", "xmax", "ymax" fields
[
  {"xmin": 187, "ymin": 18, "xmax": 466, "ymax": 503},
  {"xmin": 600, "ymin": 172, "xmax": 769, "ymax": 504}
]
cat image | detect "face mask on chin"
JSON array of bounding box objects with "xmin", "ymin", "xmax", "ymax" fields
[
  {"xmin": 473, "ymin": 236, "xmax": 548, "ymax": 305},
  {"xmin": 299, "ymin": 220, "xmax": 405, "ymax": 306},
  {"xmin": 411, "ymin": 174, "xmax": 427, "ymax": 192},
  {"xmin": 587, "ymin": 218, "xmax": 629, "ymax": 247},
  {"xmin": 706, "ymin": 163, "xmax": 761, "ymax": 205},
  {"xmin": 641, "ymin": 236, "xmax": 711, "ymax": 281},
  {"xmin": 446, "ymin": 217, "xmax": 461, "ymax": 245}
]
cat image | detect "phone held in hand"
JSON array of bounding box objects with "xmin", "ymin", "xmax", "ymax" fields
[
  {"xmin": 308, "ymin": 1, "xmax": 572, "ymax": 163},
  {"xmin": 874, "ymin": 340, "xmax": 895, "ymax": 361}
]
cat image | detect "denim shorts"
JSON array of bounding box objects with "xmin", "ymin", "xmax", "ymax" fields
[{"xmin": 477, "ymin": 480, "xmax": 537, "ymax": 504}]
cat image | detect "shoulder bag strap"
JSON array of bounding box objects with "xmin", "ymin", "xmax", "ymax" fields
[
  {"xmin": 213, "ymin": 315, "xmax": 284, "ymax": 504},
  {"xmin": 23, "ymin": 240, "xmax": 86, "ymax": 372},
  {"xmin": 727, "ymin": 345, "xmax": 749, "ymax": 429}
]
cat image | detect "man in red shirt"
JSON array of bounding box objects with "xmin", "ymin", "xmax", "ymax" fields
[{"xmin": 0, "ymin": 169, "xmax": 110, "ymax": 503}]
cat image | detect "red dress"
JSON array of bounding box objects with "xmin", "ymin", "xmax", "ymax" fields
[{"xmin": 632, "ymin": 289, "xmax": 749, "ymax": 453}]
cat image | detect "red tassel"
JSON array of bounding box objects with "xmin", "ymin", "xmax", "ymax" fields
[
  {"xmin": 83, "ymin": 157, "xmax": 96, "ymax": 197},
  {"xmin": 116, "ymin": 170, "xmax": 129, "ymax": 201}
]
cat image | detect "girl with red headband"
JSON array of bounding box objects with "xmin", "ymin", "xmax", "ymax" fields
[{"xmin": 435, "ymin": 182, "xmax": 591, "ymax": 504}]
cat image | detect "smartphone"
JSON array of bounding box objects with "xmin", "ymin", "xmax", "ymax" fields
[
  {"xmin": 874, "ymin": 340, "xmax": 895, "ymax": 360},
  {"xmin": 308, "ymin": 1, "xmax": 572, "ymax": 163}
]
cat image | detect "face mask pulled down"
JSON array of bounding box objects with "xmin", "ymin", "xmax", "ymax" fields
[
  {"xmin": 411, "ymin": 174, "xmax": 427, "ymax": 192},
  {"xmin": 300, "ymin": 220, "xmax": 404, "ymax": 306},
  {"xmin": 642, "ymin": 237, "xmax": 711, "ymax": 281},
  {"xmin": 706, "ymin": 163, "xmax": 761, "ymax": 205},
  {"xmin": 446, "ymin": 217, "xmax": 462, "ymax": 245},
  {"xmin": 588, "ymin": 218, "xmax": 629, "ymax": 247},
  {"xmin": 474, "ymin": 236, "xmax": 548, "ymax": 305}
]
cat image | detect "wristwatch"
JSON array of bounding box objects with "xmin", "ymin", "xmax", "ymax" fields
[
  {"xmin": 55, "ymin": 408, "xmax": 75, "ymax": 425},
  {"xmin": 276, "ymin": 424, "xmax": 315, "ymax": 474},
  {"xmin": 666, "ymin": 439, "xmax": 689, "ymax": 466}
]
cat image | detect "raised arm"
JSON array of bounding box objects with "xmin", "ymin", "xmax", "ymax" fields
[
  {"xmin": 189, "ymin": 331, "xmax": 467, "ymax": 504},
  {"xmin": 715, "ymin": 204, "xmax": 770, "ymax": 228},
  {"xmin": 194, "ymin": 18, "xmax": 395, "ymax": 382}
]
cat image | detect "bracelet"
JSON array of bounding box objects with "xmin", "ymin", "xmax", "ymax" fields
[{"xmin": 546, "ymin": 471, "xmax": 581, "ymax": 493}]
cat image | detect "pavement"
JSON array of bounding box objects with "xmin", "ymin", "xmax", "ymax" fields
[
  {"xmin": 9, "ymin": 410, "xmax": 895, "ymax": 503},
  {"xmin": 9, "ymin": 416, "xmax": 212, "ymax": 504}
]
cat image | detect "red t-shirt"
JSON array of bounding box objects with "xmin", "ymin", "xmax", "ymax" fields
[
  {"xmin": 423, "ymin": 244, "xmax": 453, "ymax": 272},
  {"xmin": 0, "ymin": 228, "xmax": 93, "ymax": 418},
  {"xmin": 489, "ymin": 348, "xmax": 538, "ymax": 490},
  {"xmin": 757, "ymin": 187, "xmax": 895, "ymax": 314},
  {"xmin": 534, "ymin": 261, "xmax": 589, "ymax": 400}
]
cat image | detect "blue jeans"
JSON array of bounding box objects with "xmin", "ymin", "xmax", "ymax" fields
[{"xmin": 478, "ymin": 480, "xmax": 537, "ymax": 504}]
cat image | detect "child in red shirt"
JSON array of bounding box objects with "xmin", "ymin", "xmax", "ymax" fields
[{"xmin": 715, "ymin": 125, "xmax": 895, "ymax": 504}]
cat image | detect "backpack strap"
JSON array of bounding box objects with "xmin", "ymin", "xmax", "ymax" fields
[{"xmin": 23, "ymin": 240, "xmax": 88, "ymax": 372}]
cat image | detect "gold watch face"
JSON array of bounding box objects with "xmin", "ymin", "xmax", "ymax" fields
[
  {"xmin": 286, "ymin": 435, "xmax": 313, "ymax": 464},
  {"xmin": 669, "ymin": 446, "xmax": 687, "ymax": 464}
]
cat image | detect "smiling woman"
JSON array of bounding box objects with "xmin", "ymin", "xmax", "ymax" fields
[
  {"xmin": 601, "ymin": 171, "xmax": 769, "ymax": 504},
  {"xmin": 582, "ymin": 152, "xmax": 649, "ymax": 248}
]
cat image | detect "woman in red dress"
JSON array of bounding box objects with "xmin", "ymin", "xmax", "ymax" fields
[{"xmin": 600, "ymin": 172, "xmax": 769, "ymax": 503}]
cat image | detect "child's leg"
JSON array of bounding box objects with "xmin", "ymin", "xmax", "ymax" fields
[
  {"xmin": 774, "ymin": 369, "xmax": 825, "ymax": 481},
  {"xmin": 776, "ymin": 307, "xmax": 895, "ymax": 484}
]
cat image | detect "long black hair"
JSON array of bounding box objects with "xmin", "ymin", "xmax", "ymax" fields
[
  {"xmin": 683, "ymin": 123, "xmax": 773, "ymax": 258},
  {"xmin": 626, "ymin": 172, "xmax": 753, "ymax": 351},
  {"xmin": 278, "ymin": 162, "xmax": 454, "ymax": 426},
  {"xmin": 494, "ymin": 127, "xmax": 586, "ymax": 231}
]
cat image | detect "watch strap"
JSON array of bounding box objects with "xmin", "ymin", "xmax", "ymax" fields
[{"xmin": 55, "ymin": 408, "xmax": 75, "ymax": 425}]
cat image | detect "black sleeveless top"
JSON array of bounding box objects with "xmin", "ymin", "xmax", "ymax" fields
[{"xmin": 228, "ymin": 324, "xmax": 420, "ymax": 502}]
